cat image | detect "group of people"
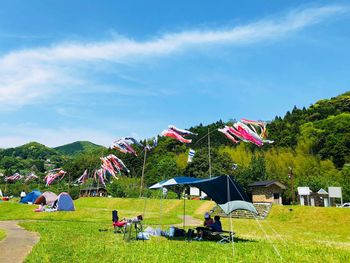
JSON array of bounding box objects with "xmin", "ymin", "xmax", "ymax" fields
[{"xmin": 194, "ymin": 212, "xmax": 222, "ymax": 241}]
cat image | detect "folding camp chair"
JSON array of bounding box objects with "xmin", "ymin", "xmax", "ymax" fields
[{"xmin": 112, "ymin": 210, "xmax": 127, "ymax": 233}]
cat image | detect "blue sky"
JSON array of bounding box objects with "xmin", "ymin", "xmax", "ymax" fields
[{"xmin": 0, "ymin": 1, "xmax": 350, "ymax": 147}]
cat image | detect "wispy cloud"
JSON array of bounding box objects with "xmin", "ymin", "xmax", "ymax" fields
[{"xmin": 0, "ymin": 5, "xmax": 347, "ymax": 109}]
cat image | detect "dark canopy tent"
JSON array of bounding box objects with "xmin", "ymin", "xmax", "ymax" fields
[
  {"xmin": 190, "ymin": 176, "xmax": 250, "ymax": 204},
  {"xmin": 150, "ymin": 175, "xmax": 257, "ymax": 215}
]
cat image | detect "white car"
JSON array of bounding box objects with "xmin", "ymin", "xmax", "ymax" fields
[{"xmin": 342, "ymin": 203, "xmax": 350, "ymax": 208}]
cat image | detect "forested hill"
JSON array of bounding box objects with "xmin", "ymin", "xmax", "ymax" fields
[
  {"xmin": 0, "ymin": 142, "xmax": 64, "ymax": 173},
  {"xmin": 54, "ymin": 141, "xmax": 106, "ymax": 156},
  {"xmin": 268, "ymin": 92, "xmax": 350, "ymax": 167}
]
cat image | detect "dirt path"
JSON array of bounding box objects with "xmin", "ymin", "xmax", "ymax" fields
[
  {"xmin": 194, "ymin": 201, "xmax": 216, "ymax": 215},
  {"xmin": 174, "ymin": 215, "xmax": 202, "ymax": 227},
  {"xmin": 0, "ymin": 221, "xmax": 39, "ymax": 263}
]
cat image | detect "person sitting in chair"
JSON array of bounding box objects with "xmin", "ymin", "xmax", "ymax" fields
[
  {"xmin": 209, "ymin": 216, "xmax": 222, "ymax": 232},
  {"xmin": 194, "ymin": 212, "xmax": 214, "ymax": 241}
]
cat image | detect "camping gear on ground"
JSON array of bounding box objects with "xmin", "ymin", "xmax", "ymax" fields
[
  {"xmin": 20, "ymin": 191, "xmax": 26, "ymax": 198},
  {"xmin": 137, "ymin": 232, "xmax": 150, "ymax": 240},
  {"xmin": 34, "ymin": 191, "xmax": 58, "ymax": 206},
  {"xmin": 0, "ymin": 189, "xmax": 3, "ymax": 197},
  {"xmin": 186, "ymin": 229, "xmax": 195, "ymax": 240},
  {"xmin": 52, "ymin": 192, "xmax": 75, "ymax": 211},
  {"xmin": 34, "ymin": 205, "xmax": 45, "ymax": 212},
  {"xmin": 168, "ymin": 226, "xmax": 186, "ymax": 238},
  {"xmin": 19, "ymin": 190, "xmax": 42, "ymax": 204}
]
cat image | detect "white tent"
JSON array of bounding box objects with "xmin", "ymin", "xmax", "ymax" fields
[{"xmin": 0, "ymin": 189, "xmax": 3, "ymax": 197}]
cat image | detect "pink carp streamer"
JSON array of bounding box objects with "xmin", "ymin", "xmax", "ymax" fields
[
  {"xmin": 218, "ymin": 119, "xmax": 274, "ymax": 147},
  {"xmin": 218, "ymin": 127, "xmax": 239, "ymax": 144},
  {"xmin": 168, "ymin": 125, "xmax": 197, "ymax": 136},
  {"xmin": 94, "ymin": 169, "xmax": 106, "ymax": 187},
  {"xmin": 75, "ymin": 169, "xmax": 88, "ymax": 184},
  {"xmin": 161, "ymin": 125, "xmax": 197, "ymax": 143},
  {"xmin": 95, "ymin": 154, "xmax": 130, "ymax": 186},
  {"xmin": 44, "ymin": 169, "xmax": 66, "ymax": 186},
  {"xmin": 24, "ymin": 172, "xmax": 38, "ymax": 183},
  {"xmin": 111, "ymin": 137, "xmax": 143, "ymax": 156},
  {"xmin": 5, "ymin": 173, "xmax": 23, "ymax": 183}
]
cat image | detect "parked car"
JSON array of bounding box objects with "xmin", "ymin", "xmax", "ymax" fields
[{"xmin": 342, "ymin": 203, "xmax": 350, "ymax": 208}]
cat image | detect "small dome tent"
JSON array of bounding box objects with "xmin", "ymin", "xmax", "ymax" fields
[
  {"xmin": 53, "ymin": 192, "xmax": 75, "ymax": 211},
  {"xmin": 20, "ymin": 190, "xmax": 42, "ymax": 204},
  {"xmin": 34, "ymin": 191, "xmax": 58, "ymax": 206}
]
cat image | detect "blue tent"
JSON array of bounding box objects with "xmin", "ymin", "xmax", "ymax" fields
[
  {"xmin": 56, "ymin": 192, "xmax": 75, "ymax": 211},
  {"xmin": 150, "ymin": 175, "xmax": 257, "ymax": 215},
  {"xmin": 19, "ymin": 190, "xmax": 42, "ymax": 204}
]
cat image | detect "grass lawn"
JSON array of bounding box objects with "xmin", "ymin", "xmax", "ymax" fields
[
  {"xmin": 1, "ymin": 198, "xmax": 349, "ymax": 262},
  {"xmin": 0, "ymin": 228, "xmax": 6, "ymax": 241}
]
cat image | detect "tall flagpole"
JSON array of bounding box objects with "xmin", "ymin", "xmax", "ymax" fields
[
  {"xmin": 139, "ymin": 148, "xmax": 147, "ymax": 198},
  {"xmin": 208, "ymin": 128, "xmax": 212, "ymax": 178}
]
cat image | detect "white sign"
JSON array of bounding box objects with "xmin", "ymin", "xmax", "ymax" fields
[
  {"xmin": 190, "ymin": 187, "xmax": 200, "ymax": 196},
  {"xmin": 297, "ymin": 187, "xmax": 311, "ymax": 196},
  {"xmin": 328, "ymin": 187, "xmax": 342, "ymax": 198}
]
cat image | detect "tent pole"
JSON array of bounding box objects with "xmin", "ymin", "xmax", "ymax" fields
[
  {"xmin": 227, "ymin": 175, "xmax": 234, "ymax": 256},
  {"xmin": 139, "ymin": 148, "xmax": 147, "ymax": 198},
  {"xmin": 160, "ymin": 188, "xmax": 163, "ymax": 229},
  {"xmin": 183, "ymin": 187, "xmax": 186, "ymax": 229}
]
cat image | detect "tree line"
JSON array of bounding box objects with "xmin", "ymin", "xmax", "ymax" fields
[{"xmin": 1, "ymin": 92, "xmax": 349, "ymax": 202}]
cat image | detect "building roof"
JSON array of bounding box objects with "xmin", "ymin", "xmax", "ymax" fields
[
  {"xmin": 297, "ymin": 187, "xmax": 312, "ymax": 195},
  {"xmin": 317, "ymin": 188, "xmax": 328, "ymax": 195},
  {"xmin": 249, "ymin": 180, "xmax": 287, "ymax": 189}
]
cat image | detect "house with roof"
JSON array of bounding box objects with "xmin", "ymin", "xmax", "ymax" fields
[
  {"xmin": 80, "ymin": 187, "xmax": 107, "ymax": 197},
  {"xmin": 249, "ymin": 180, "xmax": 287, "ymax": 205}
]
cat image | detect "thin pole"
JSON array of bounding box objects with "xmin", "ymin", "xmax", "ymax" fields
[
  {"xmin": 208, "ymin": 128, "xmax": 212, "ymax": 178},
  {"xmin": 96, "ymin": 171, "xmax": 100, "ymax": 197},
  {"xmin": 227, "ymin": 176, "xmax": 234, "ymax": 256},
  {"xmin": 68, "ymin": 173, "xmax": 71, "ymax": 193},
  {"xmin": 140, "ymin": 148, "xmax": 147, "ymax": 198},
  {"xmin": 160, "ymin": 188, "xmax": 163, "ymax": 229},
  {"xmin": 289, "ymin": 167, "xmax": 294, "ymax": 205},
  {"xmin": 183, "ymin": 187, "xmax": 186, "ymax": 229}
]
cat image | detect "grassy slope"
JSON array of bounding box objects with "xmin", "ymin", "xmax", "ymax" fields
[
  {"xmin": 0, "ymin": 229, "xmax": 6, "ymax": 241},
  {"xmin": 0, "ymin": 198, "xmax": 349, "ymax": 262}
]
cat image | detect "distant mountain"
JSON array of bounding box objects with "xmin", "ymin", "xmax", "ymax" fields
[{"xmin": 54, "ymin": 141, "xmax": 106, "ymax": 155}]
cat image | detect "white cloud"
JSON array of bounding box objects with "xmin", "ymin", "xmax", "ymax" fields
[{"xmin": 0, "ymin": 5, "xmax": 347, "ymax": 109}]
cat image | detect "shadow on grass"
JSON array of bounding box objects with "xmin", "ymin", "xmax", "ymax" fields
[{"xmin": 165, "ymin": 236, "xmax": 256, "ymax": 244}]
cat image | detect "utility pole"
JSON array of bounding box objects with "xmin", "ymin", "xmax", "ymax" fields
[{"xmin": 288, "ymin": 167, "xmax": 294, "ymax": 205}]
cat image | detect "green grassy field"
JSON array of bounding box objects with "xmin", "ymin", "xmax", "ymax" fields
[
  {"xmin": 0, "ymin": 228, "xmax": 6, "ymax": 241},
  {"xmin": 0, "ymin": 198, "xmax": 349, "ymax": 262}
]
